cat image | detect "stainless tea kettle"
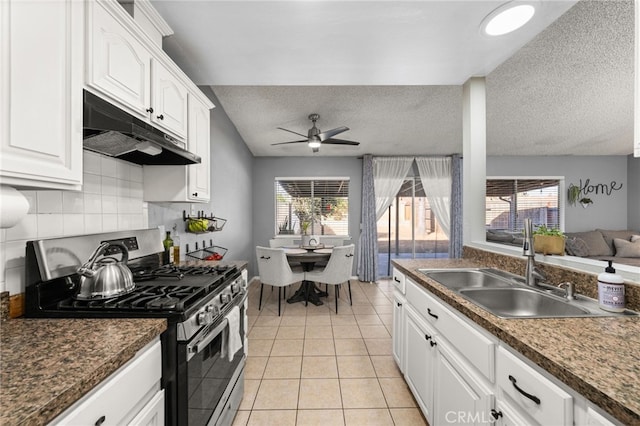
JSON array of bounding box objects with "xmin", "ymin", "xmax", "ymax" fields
[{"xmin": 75, "ymin": 242, "xmax": 135, "ymax": 300}]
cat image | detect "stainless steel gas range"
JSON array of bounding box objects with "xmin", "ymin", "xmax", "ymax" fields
[{"xmin": 23, "ymin": 229, "xmax": 247, "ymax": 426}]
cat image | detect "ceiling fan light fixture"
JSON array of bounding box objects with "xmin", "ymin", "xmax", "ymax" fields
[
  {"xmin": 308, "ymin": 137, "xmax": 321, "ymax": 149},
  {"xmin": 481, "ymin": 2, "xmax": 536, "ymax": 36}
]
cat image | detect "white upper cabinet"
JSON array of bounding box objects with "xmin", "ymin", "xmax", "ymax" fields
[
  {"xmin": 1, "ymin": 0, "xmax": 83, "ymax": 190},
  {"xmin": 187, "ymin": 95, "xmax": 211, "ymax": 201},
  {"xmin": 86, "ymin": 0, "xmax": 151, "ymax": 119},
  {"xmin": 86, "ymin": 0, "xmax": 190, "ymax": 142},
  {"xmin": 151, "ymin": 60, "xmax": 188, "ymax": 139}
]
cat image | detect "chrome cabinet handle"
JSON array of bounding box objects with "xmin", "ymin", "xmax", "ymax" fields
[{"xmin": 509, "ymin": 375, "xmax": 540, "ymax": 405}]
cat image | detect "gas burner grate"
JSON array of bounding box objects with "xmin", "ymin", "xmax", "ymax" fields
[{"xmin": 58, "ymin": 284, "xmax": 207, "ymax": 313}]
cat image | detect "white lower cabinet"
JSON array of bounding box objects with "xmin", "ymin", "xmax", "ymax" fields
[
  {"xmin": 397, "ymin": 273, "xmax": 623, "ymax": 426},
  {"xmin": 404, "ymin": 305, "xmax": 437, "ymax": 422},
  {"xmin": 51, "ymin": 338, "xmax": 164, "ymax": 426},
  {"xmin": 392, "ymin": 290, "xmax": 406, "ymax": 373}
]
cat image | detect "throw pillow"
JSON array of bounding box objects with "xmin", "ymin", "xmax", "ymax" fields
[
  {"xmin": 632, "ymin": 235, "xmax": 640, "ymax": 242},
  {"xmin": 564, "ymin": 231, "xmax": 612, "ymax": 256},
  {"xmin": 597, "ymin": 229, "xmax": 636, "ymax": 253},
  {"xmin": 565, "ymin": 237, "xmax": 590, "ymax": 257},
  {"xmin": 613, "ymin": 238, "xmax": 640, "ymax": 258}
]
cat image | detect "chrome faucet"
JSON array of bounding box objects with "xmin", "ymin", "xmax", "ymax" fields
[
  {"xmin": 557, "ymin": 282, "xmax": 576, "ymax": 300},
  {"xmin": 523, "ymin": 218, "xmax": 546, "ymax": 287}
]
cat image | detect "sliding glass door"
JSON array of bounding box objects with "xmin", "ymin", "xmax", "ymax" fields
[{"xmin": 377, "ymin": 177, "xmax": 449, "ymax": 278}]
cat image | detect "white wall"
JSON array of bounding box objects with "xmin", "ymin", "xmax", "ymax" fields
[
  {"xmin": 0, "ymin": 151, "xmax": 148, "ymax": 295},
  {"xmin": 486, "ymin": 155, "xmax": 631, "ymax": 232}
]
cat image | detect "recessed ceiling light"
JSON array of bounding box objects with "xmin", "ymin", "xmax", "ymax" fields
[{"xmin": 482, "ymin": 2, "xmax": 536, "ymax": 36}]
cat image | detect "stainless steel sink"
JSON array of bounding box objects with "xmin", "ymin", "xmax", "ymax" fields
[
  {"xmin": 458, "ymin": 287, "xmax": 590, "ymax": 318},
  {"xmin": 419, "ymin": 268, "xmax": 638, "ymax": 319},
  {"xmin": 420, "ymin": 268, "xmax": 518, "ymax": 290}
]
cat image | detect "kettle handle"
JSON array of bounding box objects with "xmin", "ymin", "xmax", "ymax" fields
[
  {"xmin": 110, "ymin": 242, "xmax": 129, "ymax": 264},
  {"xmin": 77, "ymin": 242, "xmax": 110, "ymax": 277}
]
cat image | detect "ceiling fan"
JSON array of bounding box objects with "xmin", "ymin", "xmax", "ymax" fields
[{"xmin": 271, "ymin": 114, "xmax": 360, "ymax": 152}]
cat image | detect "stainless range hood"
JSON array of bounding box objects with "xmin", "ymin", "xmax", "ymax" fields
[{"xmin": 83, "ymin": 90, "xmax": 201, "ymax": 165}]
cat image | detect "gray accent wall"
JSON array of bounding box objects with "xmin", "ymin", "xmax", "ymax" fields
[
  {"xmin": 251, "ymin": 157, "xmax": 363, "ymax": 276},
  {"xmin": 148, "ymin": 87, "xmax": 254, "ymax": 266},
  {"xmin": 628, "ymin": 155, "xmax": 640, "ymax": 230},
  {"xmin": 486, "ymin": 156, "xmax": 631, "ymax": 232}
]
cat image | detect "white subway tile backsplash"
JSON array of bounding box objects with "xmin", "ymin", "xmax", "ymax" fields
[
  {"xmin": 62, "ymin": 191, "xmax": 84, "ymax": 214},
  {"xmin": 5, "ymin": 214, "xmax": 38, "ymax": 242},
  {"xmin": 37, "ymin": 191, "xmax": 63, "ymax": 213},
  {"xmin": 130, "ymin": 165, "xmax": 143, "ymax": 183},
  {"xmin": 84, "ymin": 214, "xmax": 103, "ymax": 234},
  {"xmin": 63, "ymin": 214, "xmax": 85, "ymax": 236},
  {"xmin": 4, "ymin": 241, "xmax": 26, "ymax": 269},
  {"xmin": 21, "ymin": 191, "xmax": 37, "ymax": 214},
  {"xmin": 102, "ymin": 195, "xmax": 118, "ymax": 214},
  {"xmin": 101, "ymin": 176, "xmax": 117, "ymax": 196},
  {"xmin": 5, "ymin": 266, "xmax": 24, "ymax": 295},
  {"xmin": 84, "ymin": 151, "xmax": 102, "ymax": 174},
  {"xmin": 83, "ymin": 173, "xmax": 101, "ymax": 194},
  {"xmin": 1, "ymin": 152, "xmax": 149, "ymax": 295},
  {"xmin": 102, "ymin": 214, "xmax": 118, "ymax": 232},
  {"xmin": 100, "ymin": 156, "xmax": 117, "ymax": 177},
  {"xmin": 83, "ymin": 193, "xmax": 102, "ymax": 214},
  {"xmin": 116, "ymin": 160, "xmax": 131, "ymax": 181},
  {"xmin": 117, "ymin": 179, "xmax": 130, "ymax": 198},
  {"xmin": 37, "ymin": 214, "xmax": 64, "ymax": 238}
]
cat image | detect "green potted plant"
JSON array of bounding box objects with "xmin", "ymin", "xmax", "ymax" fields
[
  {"xmin": 532, "ymin": 225, "xmax": 565, "ymax": 255},
  {"xmin": 579, "ymin": 197, "xmax": 593, "ymax": 208},
  {"xmin": 567, "ymin": 185, "xmax": 581, "ymax": 206},
  {"xmin": 278, "ymin": 217, "xmax": 293, "ymax": 234}
]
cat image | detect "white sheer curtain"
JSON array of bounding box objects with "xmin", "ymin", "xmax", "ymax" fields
[
  {"xmin": 415, "ymin": 157, "xmax": 452, "ymax": 238},
  {"xmin": 373, "ymin": 157, "xmax": 414, "ymax": 220}
]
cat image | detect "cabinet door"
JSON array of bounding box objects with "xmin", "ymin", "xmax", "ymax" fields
[
  {"xmin": 187, "ymin": 95, "xmax": 210, "ymax": 201},
  {"xmin": 2, "ymin": 0, "xmax": 83, "ymax": 190},
  {"xmin": 404, "ymin": 306, "xmax": 436, "ymax": 423},
  {"xmin": 151, "ymin": 60, "xmax": 188, "ymax": 140},
  {"xmin": 392, "ymin": 291, "xmax": 405, "ymax": 372},
  {"xmin": 87, "ymin": 1, "xmax": 151, "ymax": 119},
  {"xmin": 433, "ymin": 341, "xmax": 494, "ymax": 426},
  {"xmin": 128, "ymin": 390, "xmax": 164, "ymax": 426}
]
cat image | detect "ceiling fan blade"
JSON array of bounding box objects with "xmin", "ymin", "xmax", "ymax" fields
[
  {"xmin": 271, "ymin": 140, "xmax": 308, "ymax": 146},
  {"xmin": 317, "ymin": 126, "xmax": 349, "ymax": 141},
  {"xmin": 277, "ymin": 127, "xmax": 308, "ymax": 138},
  {"xmin": 321, "ymin": 138, "xmax": 360, "ymax": 146}
]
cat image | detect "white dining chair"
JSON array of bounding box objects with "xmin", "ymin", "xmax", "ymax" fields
[
  {"xmin": 305, "ymin": 244, "xmax": 355, "ymax": 313},
  {"xmin": 256, "ymin": 246, "xmax": 305, "ymax": 316}
]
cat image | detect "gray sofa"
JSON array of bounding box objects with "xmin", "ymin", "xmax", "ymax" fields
[{"xmin": 564, "ymin": 229, "xmax": 640, "ymax": 268}]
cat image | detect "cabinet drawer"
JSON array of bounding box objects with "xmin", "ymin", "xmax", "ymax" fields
[
  {"xmin": 406, "ymin": 278, "xmax": 495, "ymax": 381},
  {"xmin": 52, "ymin": 339, "xmax": 162, "ymax": 425},
  {"xmin": 496, "ymin": 346, "xmax": 572, "ymax": 426},
  {"xmin": 392, "ymin": 268, "xmax": 406, "ymax": 294}
]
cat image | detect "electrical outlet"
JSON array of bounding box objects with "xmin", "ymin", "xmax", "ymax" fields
[{"xmin": 190, "ymin": 204, "xmax": 196, "ymax": 215}]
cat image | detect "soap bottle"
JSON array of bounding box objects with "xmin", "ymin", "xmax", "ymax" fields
[
  {"xmin": 163, "ymin": 231, "xmax": 174, "ymax": 264},
  {"xmin": 597, "ymin": 260, "xmax": 625, "ymax": 312}
]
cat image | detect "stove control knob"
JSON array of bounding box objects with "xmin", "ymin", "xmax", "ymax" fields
[
  {"xmin": 205, "ymin": 304, "xmax": 215, "ymax": 312},
  {"xmin": 197, "ymin": 311, "xmax": 212, "ymax": 326},
  {"xmin": 220, "ymin": 293, "xmax": 231, "ymax": 304},
  {"xmin": 231, "ymin": 284, "xmax": 239, "ymax": 293}
]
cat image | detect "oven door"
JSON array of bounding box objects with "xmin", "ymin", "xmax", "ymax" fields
[{"xmin": 178, "ymin": 296, "xmax": 247, "ymax": 426}]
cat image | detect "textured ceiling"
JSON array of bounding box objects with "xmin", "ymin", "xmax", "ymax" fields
[{"xmin": 152, "ymin": 0, "xmax": 634, "ymax": 157}]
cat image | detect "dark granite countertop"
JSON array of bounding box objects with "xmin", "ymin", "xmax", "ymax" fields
[
  {"xmin": 392, "ymin": 259, "xmax": 640, "ymax": 426},
  {"xmin": 0, "ymin": 318, "xmax": 166, "ymax": 426}
]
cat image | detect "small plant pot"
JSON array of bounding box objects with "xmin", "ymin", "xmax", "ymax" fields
[{"xmin": 534, "ymin": 235, "xmax": 565, "ymax": 256}]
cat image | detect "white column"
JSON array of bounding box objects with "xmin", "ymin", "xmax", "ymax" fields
[{"xmin": 462, "ymin": 77, "xmax": 487, "ymax": 244}]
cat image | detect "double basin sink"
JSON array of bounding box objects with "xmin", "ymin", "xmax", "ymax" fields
[{"xmin": 419, "ymin": 268, "xmax": 638, "ymax": 319}]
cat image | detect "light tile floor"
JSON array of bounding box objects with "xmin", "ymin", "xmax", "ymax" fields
[{"xmin": 234, "ymin": 278, "xmax": 428, "ymax": 426}]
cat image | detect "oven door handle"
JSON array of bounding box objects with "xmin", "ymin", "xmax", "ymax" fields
[{"xmin": 189, "ymin": 318, "xmax": 228, "ymax": 356}]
